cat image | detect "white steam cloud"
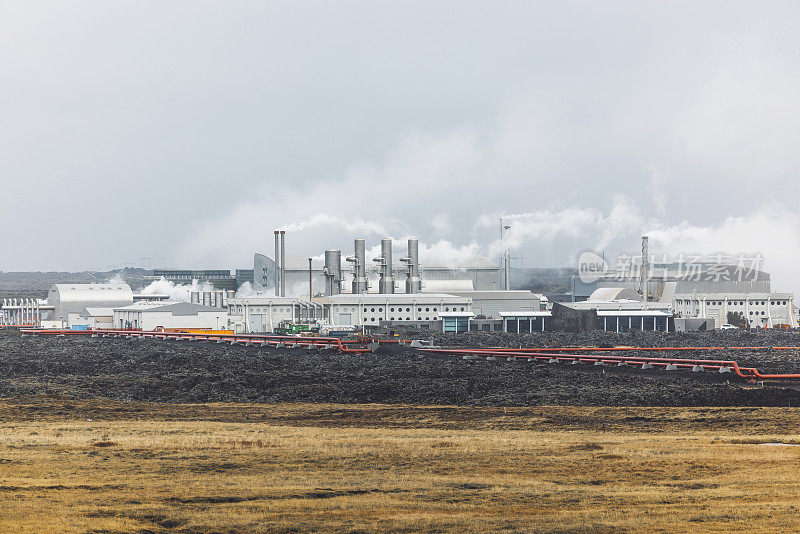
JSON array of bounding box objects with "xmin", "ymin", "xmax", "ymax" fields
[{"xmin": 140, "ymin": 277, "xmax": 215, "ymax": 302}]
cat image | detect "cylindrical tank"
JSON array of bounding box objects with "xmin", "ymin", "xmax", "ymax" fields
[
  {"xmin": 324, "ymin": 249, "xmax": 342, "ymax": 295},
  {"xmin": 378, "ymin": 238, "xmax": 394, "ymax": 294},
  {"xmin": 214, "ymin": 290, "xmax": 225, "ymax": 308},
  {"xmin": 352, "ymin": 238, "xmax": 368, "ymax": 294},
  {"xmin": 202, "ymin": 291, "xmax": 212, "ymax": 306},
  {"xmin": 190, "ymin": 291, "xmax": 200, "ymax": 304},
  {"xmin": 406, "ymin": 238, "xmax": 422, "ymax": 294}
]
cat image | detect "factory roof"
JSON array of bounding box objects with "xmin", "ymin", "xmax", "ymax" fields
[
  {"xmin": 49, "ymin": 283, "xmax": 134, "ymax": 303},
  {"xmin": 80, "ymin": 307, "xmax": 115, "ymax": 318},
  {"xmin": 589, "ymin": 287, "xmax": 642, "ymax": 302},
  {"xmin": 499, "ymin": 310, "xmax": 671, "ymax": 317},
  {"xmin": 114, "ymin": 302, "xmax": 225, "ymax": 315},
  {"xmin": 327, "ymin": 293, "xmax": 471, "ymax": 303}
]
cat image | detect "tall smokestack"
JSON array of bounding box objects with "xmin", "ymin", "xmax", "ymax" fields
[
  {"xmin": 402, "ymin": 238, "xmax": 422, "ymax": 294},
  {"xmin": 280, "ymin": 230, "xmax": 286, "ymax": 297},
  {"xmin": 274, "ymin": 231, "xmax": 280, "ymax": 296},
  {"xmin": 376, "ymin": 238, "xmax": 395, "ymax": 294},
  {"xmin": 350, "ymin": 238, "xmax": 368, "ymax": 294},
  {"xmin": 640, "ymin": 235, "xmax": 649, "ymax": 300}
]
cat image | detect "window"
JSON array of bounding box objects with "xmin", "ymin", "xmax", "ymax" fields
[
  {"xmin": 425, "ymin": 307, "xmax": 430, "ymax": 312},
  {"xmin": 461, "ymin": 307, "xmax": 465, "ymax": 311},
  {"xmin": 433, "ymin": 307, "xmax": 437, "ymax": 312},
  {"xmin": 371, "ymin": 308, "xmax": 375, "ymax": 312},
  {"xmin": 390, "ymin": 308, "xmax": 394, "ymax": 312},
  {"xmin": 418, "ymin": 308, "xmax": 422, "ymax": 312},
  {"xmin": 406, "ymin": 308, "xmax": 410, "ymax": 312},
  {"xmin": 370, "ymin": 317, "xmax": 375, "ymax": 321}
]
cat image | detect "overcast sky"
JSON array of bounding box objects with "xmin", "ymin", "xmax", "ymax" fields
[{"xmin": 2, "ymin": 1, "xmax": 800, "ymax": 291}]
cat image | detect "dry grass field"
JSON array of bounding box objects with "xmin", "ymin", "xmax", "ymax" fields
[{"xmin": 0, "ymin": 398, "xmax": 799, "ymax": 532}]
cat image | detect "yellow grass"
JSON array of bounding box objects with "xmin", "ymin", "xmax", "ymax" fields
[{"xmin": 0, "ymin": 399, "xmax": 798, "ymax": 532}]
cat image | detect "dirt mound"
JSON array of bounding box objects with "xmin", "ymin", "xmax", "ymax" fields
[{"xmin": 1, "ymin": 331, "xmax": 800, "ymax": 406}]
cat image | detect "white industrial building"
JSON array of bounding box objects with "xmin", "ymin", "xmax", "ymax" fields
[
  {"xmin": 326, "ymin": 293, "xmax": 472, "ymax": 326},
  {"xmin": 114, "ymin": 302, "xmax": 228, "ymax": 331},
  {"xmin": 674, "ymin": 293, "xmax": 797, "ymax": 329},
  {"xmin": 227, "ymin": 293, "xmax": 474, "ymax": 333},
  {"xmin": 226, "ymin": 296, "xmax": 317, "ymax": 333},
  {"xmin": 48, "ymin": 283, "xmax": 134, "ymax": 323}
]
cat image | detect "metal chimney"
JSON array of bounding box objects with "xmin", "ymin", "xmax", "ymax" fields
[
  {"xmin": 274, "ymin": 231, "xmax": 280, "ymax": 296},
  {"xmin": 280, "ymin": 230, "xmax": 286, "ymax": 297},
  {"xmin": 375, "ymin": 238, "xmax": 395, "ymax": 294},
  {"xmin": 639, "ymin": 235, "xmax": 649, "ymax": 300},
  {"xmin": 401, "ymin": 238, "xmax": 422, "ymax": 294},
  {"xmin": 324, "ymin": 249, "xmax": 342, "ymax": 295},
  {"xmin": 348, "ymin": 238, "xmax": 368, "ymax": 294},
  {"xmin": 214, "ymin": 290, "xmax": 224, "ymax": 308},
  {"xmin": 202, "ymin": 291, "xmax": 212, "ymax": 306}
]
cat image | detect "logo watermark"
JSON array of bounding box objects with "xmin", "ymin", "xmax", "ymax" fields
[{"xmin": 577, "ymin": 251, "xmax": 764, "ymax": 283}]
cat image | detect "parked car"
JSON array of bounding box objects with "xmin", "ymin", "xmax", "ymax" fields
[{"xmin": 720, "ymin": 324, "xmax": 738, "ymax": 330}]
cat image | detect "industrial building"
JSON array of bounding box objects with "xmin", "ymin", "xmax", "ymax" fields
[
  {"xmin": 227, "ymin": 235, "xmax": 545, "ymax": 333},
  {"xmin": 673, "ymin": 293, "xmax": 797, "ymax": 329},
  {"xmin": 499, "ymin": 309, "xmax": 673, "ymax": 333},
  {"xmin": 1, "ymin": 283, "xmax": 170, "ymax": 328},
  {"xmin": 253, "ymin": 234, "xmax": 501, "ymax": 296},
  {"xmin": 48, "ymin": 283, "xmax": 135, "ymax": 323},
  {"xmin": 144, "ymin": 270, "xmax": 239, "ymax": 291},
  {"xmin": 113, "ymin": 302, "xmax": 228, "ymax": 331},
  {"xmin": 576, "ymin": 236, "xmax": 799, "ymax": 329}
]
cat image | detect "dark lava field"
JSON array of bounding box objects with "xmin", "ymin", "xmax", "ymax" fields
[{"xmin": 2, "ymin": 329, "xmax": 800, "ymax": 406}]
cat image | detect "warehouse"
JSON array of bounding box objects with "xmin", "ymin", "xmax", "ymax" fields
[
  {"xmin": 114, "ymin": 302, "xmax": 228, "ymax": 331},
  {"xmin": 48, "ymin": 283, "xmax": 134, "ymax": 323},
  {"xmin": 674, "ymin": 293, "xmax": 797, "ymax": 329}
]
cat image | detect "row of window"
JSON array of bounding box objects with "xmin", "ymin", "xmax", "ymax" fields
[
  {"xmin": 365, "ymin": 306, "xmax": 466, "ymax": 313},
  {"xmin": 677, "ymin": 300, "xmax": 788, "ymax": 306},
  {"xmin": 367, "ymin": 317, "xmax": 436, "ymax": 322}
]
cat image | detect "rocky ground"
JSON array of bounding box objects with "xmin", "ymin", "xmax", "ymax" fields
[{"xmin": 2, "ymin": 329, "xmax": 800, "ymax": 406}]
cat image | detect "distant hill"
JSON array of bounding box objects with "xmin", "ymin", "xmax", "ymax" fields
[
  {"xmin": 0, "ymin": 268, "xmax": 151, "ymax": 293},
  {"xmin": 511, "ymin": 267, "xmax": 576, "ymax": 294}
]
